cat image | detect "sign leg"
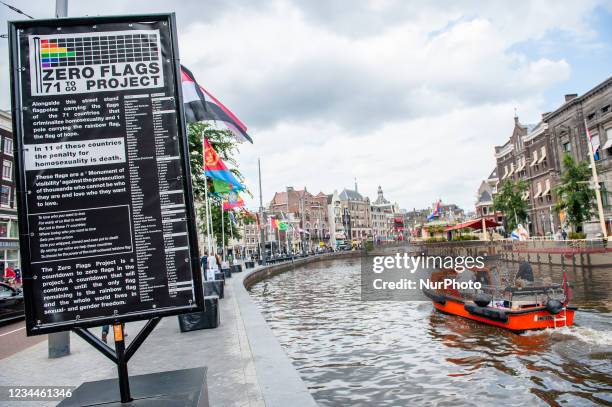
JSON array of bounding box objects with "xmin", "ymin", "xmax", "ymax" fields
[{"xmin": 113, "ymin": 324, "xmax": 131, "ymax": 403}]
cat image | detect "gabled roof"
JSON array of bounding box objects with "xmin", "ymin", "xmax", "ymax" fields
[
  {"xmin": 477, "ymin": 190, "xmax": 492, "ymax": 204},
  {"xmin": 339, "ymin": 189, "xmax": 364, "ymax": 201},
  {"xmin": 487, "ymin": 167, "xmax": 498, "ymax": 180}
]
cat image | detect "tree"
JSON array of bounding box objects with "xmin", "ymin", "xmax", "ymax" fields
[
  {"xmin": 187, "ymin": 122, "xmax": 249, "ymax": 250},
  {"xmin": 554, "ymin": 153, "xmax": 594, "ymax": 232},
  {"xmin": 493, "ymin": 179, "xmax": 528, "ymax": 232}
]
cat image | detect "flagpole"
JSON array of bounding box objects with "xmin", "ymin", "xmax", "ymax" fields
[
  {"xmin": 584, "ymin": 119, "xmax": 608, "ymax": 239},
  {"xmin": 203, "ymin": 135, "xmax": 213, "ymax": 256},
  {"xmin": 258, "ymin": 158, "xmax": 267, "ymax": 265},
  {"xmin": 221, "ymin": 201, "xmax": 226, "ymax": 261}
]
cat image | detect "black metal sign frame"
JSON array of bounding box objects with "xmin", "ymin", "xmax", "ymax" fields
[{"xmin": 8, "ymin": 13, "xmax": 204, "ymax": 336}]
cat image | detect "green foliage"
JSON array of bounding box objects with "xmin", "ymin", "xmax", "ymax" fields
[
  {"xmin": 493, "ymin": 179, "xmax": 528, "ymax": 231},
  {"xmin": 426, "ymin": 225, "xmax": 446, "ymax": 234},
  {"xmin": 554, "ymin": 153, "xmax": 594, "ymax": 231},
  {"xmin": 425, "ymin": 237, "xmax": 447, "ymax": 243},
  {"xmin": 568, "ymin": 231, "xmax": 586, "ymax": 240},
  {"xmin": 187, "ymin": 122, "xmax": 249, "ymax": 249},
  {"xmin": 452, "ymin": 235, "xmax": 479, "ymax": 241},
  {"xmin": 364, "ymin": 241, "xmax": 374, "ymax": 251}
]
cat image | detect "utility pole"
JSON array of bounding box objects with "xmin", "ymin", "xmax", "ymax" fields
[
  {"xmin": 48, "ymin": 0, "xmax": 70, "ymax": 359},
  {"xmin": 258, "ymin": 158, "xmax": 266, "ymax": 264}
]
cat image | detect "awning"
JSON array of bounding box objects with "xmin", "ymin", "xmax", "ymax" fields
[
  {"xmin": 501, "ymin": 167, "xmax": 508, "ymax": 179},
  {"xmin": 537, "ymin": 148, "xmax": 547, "ymax": 163},
  {"xmin": 542, "ymin": 180, "xmax": 551, "ymax": 196},
  {"xmin": 603, "ymin": 138, "xmax": 612, "ymax": 150},
  {"xmin": 522, "ymin": 191, "xmax": 529, "ymax": 200},
  {"xmin": 530, "ymin": 151, "xmax": 538, "ymax": 167},
  {"xmin": 445, "ymin": 218, "xmax": 500, "ymax": 231},
  {"xmin": 533, "ymin": 183, "xmax": 542, "ymax": 198},
  {"xmin": 517, "ymin": 160, "xmax": 525, "ymax": 171}
]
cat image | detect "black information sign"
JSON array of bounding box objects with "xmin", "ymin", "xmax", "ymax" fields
[{"xmin": 8, "ymin": 14, "xmax": 204, "ymax": 335}]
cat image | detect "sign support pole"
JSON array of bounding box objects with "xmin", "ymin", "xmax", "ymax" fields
[
  {"xmin": 72, "ymin": 318, "xmax": 161, "ymax": 404},
  {"xmin": 48, "ymin": 0, "xmax": 71, "ymax": 360},
  {"xmin": 221, "ymin": 201, "xmax": 226, "ymax": 261}
]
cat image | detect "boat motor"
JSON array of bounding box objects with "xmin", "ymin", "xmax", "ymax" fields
[
  {"xmin": 473, "ymin": 293, "xmax": 492, "ymax": 307},
  {"xmin": 545, "ymin": 299, "xmax": 564, "ymax": 315}
]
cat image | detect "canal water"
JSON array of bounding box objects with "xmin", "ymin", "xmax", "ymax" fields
[{"xmin": 248, "ymin": 257, "xmax": 612, "ymax": 406}]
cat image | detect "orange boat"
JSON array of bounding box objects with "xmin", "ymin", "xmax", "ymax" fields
[{"xmin": 423, "ymin": 268, "xmax": 576, "ymax": 332}]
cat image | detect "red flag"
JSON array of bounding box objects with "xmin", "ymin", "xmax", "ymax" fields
[{"xmin": 562, "ymin": 272, "xmax": 573, "ymax": 305}]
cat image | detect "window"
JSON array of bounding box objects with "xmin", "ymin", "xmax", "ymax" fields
[
  {"xmin": 3, "ymin": 138, "xmax": 12, "ymax": 156},
  {"xmin": 0, "ymin": 186, "xmax": 10, "ymax": 207},
  {"xmin": 0, "ymin": 221, "xmax": 6, "ymax": 237},
  {"xmin": 602, "ymin": 183, "xmax": 609, "ymax": 208},
  {"xmin": 2, "ymin": 162, "xmax": 11, "ymax": 181},
  {"xmin": 0, "ymin": 284, "xmax": 12, "ymax": 298},
  {"xmin": 563, "ymin": 142, "xmax": 571, "ymax": 152},
  {"xmin": 602, "ymin": 105, "xmax": 610, "ymax": 115}
]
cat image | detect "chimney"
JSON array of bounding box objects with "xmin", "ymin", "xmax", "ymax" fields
[{"xmin": 564, "ymin": 94, "xmax": 578, "ymax": 102}]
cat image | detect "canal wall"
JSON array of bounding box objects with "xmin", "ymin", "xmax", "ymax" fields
[
  {"xmin": 371, "ymin": 240, "xmax": 611, "ymax": 268},
  {"xmin": 243, "ymin": 251, "xmax": 362, "ymax": 289},
  {"xmin": 233, "ymin": 251, "xmax": 362, "ymax": 407}
]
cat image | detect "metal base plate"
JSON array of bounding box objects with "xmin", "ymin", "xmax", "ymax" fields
[{"xmin": 58, "ymin": 367, "xmax": 208, "ymax": 407}]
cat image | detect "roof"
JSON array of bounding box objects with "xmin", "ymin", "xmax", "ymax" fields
[
  {"xmin": 339, "ymin": 189, "xmax": 364, "ymax": 201},
  {"xmin": 446, "ymin": 218, "xmax": 500, "ymax": 231},
  {"xmin": 544, "ymin": 76, "xmax": 612, "ymax": 121},
  {"xmin": 477, "ymin": 190, "xmax": 492, "ymax": 203},
  {"xmin": 487, "ymin": 167, "xmax": 498, "ymax": 180}
]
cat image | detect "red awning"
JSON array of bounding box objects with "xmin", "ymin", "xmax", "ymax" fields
[{"xmin": 445, "ymin": 218, "xmax": 500, "ymax": 231}]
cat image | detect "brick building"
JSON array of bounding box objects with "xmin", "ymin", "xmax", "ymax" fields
[
  {"xmin": 0, "ymin": 111, "xmax": 20, "ymax": 272},
  {"xmin": 338, "ymin": 182, "xmax": 371, "ymax": 242},
  {"xmin": 495, "ymin": 116, "xmax": 557, "ymax": 235},
  {"xmin": 544, "ymin": 77, "xmax": 612, "ymax": 236},
  {"xmin": 269, "ymin": 187, "xmax": 329, "ymax": 250}
]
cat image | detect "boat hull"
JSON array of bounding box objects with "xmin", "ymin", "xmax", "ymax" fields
[{"xmin": 431, "ymin": 296, "xmax": 575, "ymax": 332}]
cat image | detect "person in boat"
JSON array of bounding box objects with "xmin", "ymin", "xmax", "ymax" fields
[{"xmin": 516, "ymin": 257, "xmax": 534, "ymax": 287}]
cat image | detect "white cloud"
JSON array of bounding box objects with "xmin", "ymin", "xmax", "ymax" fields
[{"xmin": 0, "ymin": 0, "xmax": 606, "ymax": 213}]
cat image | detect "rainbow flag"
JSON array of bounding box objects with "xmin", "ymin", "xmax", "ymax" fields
[
  {"xmin": 204, "ymin": 139, "xmax": 244, "ymax": 189},
  {"xmin": 40, "ymin": 39, "xmax": 77, "ymax": 67}
]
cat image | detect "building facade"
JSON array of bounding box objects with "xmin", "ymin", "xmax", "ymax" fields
[
  {"xmin": 269, "ymin": 187, "xmax": 330, "ymax": 250},
  {"xmin": 544, "ymin": 78, "xmax": 612, "ymax": 236},
  {"xmin": 495, "ymin": 116, "xmax": 558, "ymax": 236},
  {"xmin": 338, "ymin": 183, "xmax": 371, "ymax": 242},
  {"xmin": 327, "ymin": 190, "xmax": 346, "ymax": 247},
  {"xmin": 0, "ymin": 111, "xmax": 20, "ymax": 272},
  {"xmin": 239, "ymin": 220, "xmax": 260, "ymax": 258}
]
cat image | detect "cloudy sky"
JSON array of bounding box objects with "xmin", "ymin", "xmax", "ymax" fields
[{"xmin": 1, "ymin": 1, "xmax": 611, "ymax": 212}]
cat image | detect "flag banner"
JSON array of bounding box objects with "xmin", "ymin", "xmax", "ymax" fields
[
  {"xmin": 585, "ymin": 121, "xmax": 601, "ymax": 160},
  {"xmin": 181, "ymin": 65, "xmax": 253, "ymax": 143},
  {"xmin": 222, "ymin": 191, "xmax": 245, "ymax": 211},
  {"xmin": 228, "ymin": 211, "xmax": 237, "ymax": 225},
  {"xmin": 204, "ymin": 139, "xmax": 244, "ymax": 188},
  {"xmin": 212, "ymin": 178, "xmax": 242, "ymax": 196},
  {"xmin": 427, "ymin": 200, "xmax": 441, "ymax": 221}
]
